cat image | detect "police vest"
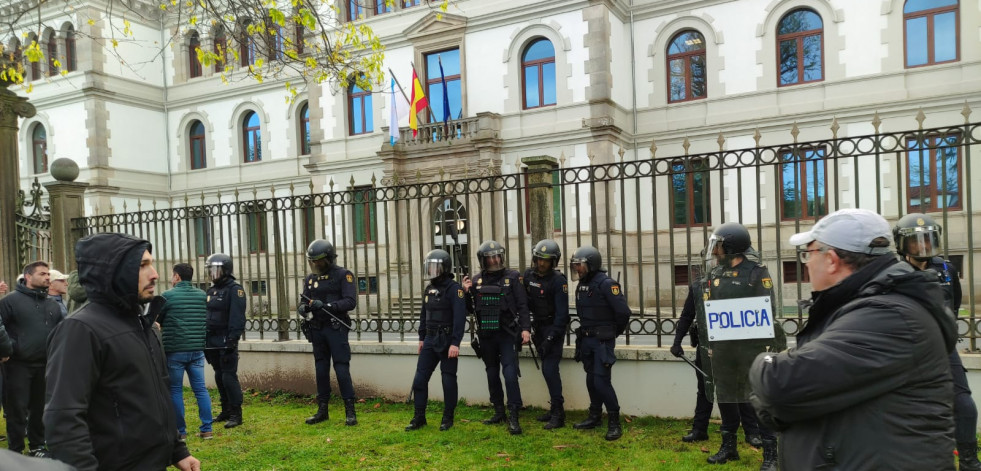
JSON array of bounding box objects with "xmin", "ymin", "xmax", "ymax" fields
[
  {"xmin": 424, "ymin": 279, "xmax": 457, "ymax": 326},
  {"xmin": 523, "ymin": 269, "xmax": 556, "ymax": 324},
  {"xmin": 576, "ymin": 273, "xmax": 615, "ymax": 327},
  {"xmin": 206, "ymin": 280, "xmax": 242, "ymax": 330},
  {"xmin": 305, "ymin": 270, "xmax": 344, "ymax": 305},
  {"xmin": 707, "ymin": 262, "xmax": 761, "ymax": 300},
  {"xmin": 473, "ymin": 271, "xmax": 515, "ymax": 331}
]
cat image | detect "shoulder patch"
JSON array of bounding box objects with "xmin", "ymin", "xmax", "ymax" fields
[
  {"xmin": 237, "ymin": 289, "xmax": 245, "ymax": 298},
  {"xmin": 504, "ymin": 278, "xmax": 511, "ymax": 286},
  {"xmin": 346, "ymin": 274, "xmax": 353, "ymax": 283},
  {"xmin": 458, "ymin": 289, "xmax": 464, "ymax": 299},
  {"xmin": 611, "ymin": 284, "xmax": 621, "ymax": 296},
  {"xmin": 562, "ymin": 283, "xmax": 568, "ymax": 293},
  {"xmin": 761, "ymin": 278, "xmax": 773, "ymax": 289}
]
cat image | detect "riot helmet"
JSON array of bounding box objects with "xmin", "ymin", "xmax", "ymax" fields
[
  {"xmin": 306, "ymin": 239, "xmax": 336, "ymax": 275},
  {"xmin": 705, "ymin": 222, "xmax": 751, "ymax": 269},
  {"xmin": 423, "ymin": 249, "xmax": 453, "ymax": 280},
  {"xmin": 206, "ymin": 253, "xmax": 233, "ymax": 282},
  {"xmin": 894, "ymin": 213, "xmax": 942, "ymax": 261},
  {"xmin": 476, "ymin": 240, "xmax": 506, "ymax": 273},
  {"xmin": 532, "ymin": 239, "xmax": 561, "ymax": 274},
  {"xmin": 569, "ymin": 245, "xmax": 602, "ymax": 281}
]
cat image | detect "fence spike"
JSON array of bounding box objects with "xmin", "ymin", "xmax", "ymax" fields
[
  {"xmin": 753, "ymin": 128, "xmax": 761, "ymax": 147},
  {"xmin": 588, "ymin": 153, "xmax": 595, "ymax": 164},
  {"xmin": 682, "ymin": 137, "xmax": 690, "ymax": 155},
  {"xmin": 329, "ymin": 178, "xmax": 335, "ymax": 190},
  {"xmin": 559, "ymin": 150, "xmax": 566, "ymax": 167},
  {"xmin": 830, "ymin": 117, "xmax": 840, "ymax": 140},
  {"xmin": 136, "ymin": 199, "xmax": 142, "ymax": 212},
  {"xmin": 791, "ymin": 122, "xmax": 799, "ymax": 143},
  {"xmin": 289, "ymin": 182, "xmax": 295, "ymax": 192},
  {"xmin": 871, "ymin": 112, "xmax": 881, "ymax": 133},
  {"xmin": 349, "ymin": 175, "xmax": 356, "ymax": 187},
  {"xmin": 416, "ymin": 169, "xmax": 423, "ymax": 181},
  {"xmin": 915, "ymin": 109, "xmax": 925, "ymax": 130},
  {"xmin": 371, "ymin": 174, "xmax": 377, "ymax": 185},
  {"xmin": 962, "ymin": 102, "xmax": 972, "ymax": 123},
  {"xmin": 617, "ymin": 146, "xmax": 625, "ymax": 162},
  {"xmin": 438, "ymin": 167, "xmax": 445, "ymax": 180},
  {"xmin": 717, "ymin": 132, "xmax": 725, "ymax": 151},
  {"xmin": 649, "ymin": 141, "xmax": 657, "ymax": 158}
]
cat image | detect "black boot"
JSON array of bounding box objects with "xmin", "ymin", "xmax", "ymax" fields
[
  {"xmin": 214, "ymin": 402, "xmax": 230, "ymax": 422},
  {"xmin": 605, "ymin": 412, "xmax": 623, "ymax": 441},
  {"xmin": 759, "ymin": 438, "xmax": 778, "ymax": 471},
  {"xmin": 682, "ymin": 429, "xmax": 709, "ymax": 442},
  {"xmin": 344, "ymin": 398, "xmax": 358, "ymax": 426},
  {"xmin": 707, "ymin": 431, "xmax": 740, "ymax": 464},
  {"xmin": 746, "ymin": 434, "xmax": 763, "ymax": 448},
  {"xmin": 305, "ymin": 402, "xmax": 329, "ymax": 425},
  {"xmin": 439, "ymin": 410, "xmax": 454, "ymax": 431},
  {"xmin": 958, "ymin": 441, "xmax": 981, "ymax": 471},
  {"xmin": 573, "ymin": 406, "xmax": 603, "ymax": 430},
  {"xmin": 507, "ymin": 406, "xmax": 522, "ymax": 435},
  {"xmin": 224, "ymin": 406, "xmax": 243, "ymax": 429},
  {"xmin": 405, "ymin": 412, "xmax": 427, "ymax": 431},
  {"xmin": 544, "ymin": 404, "xmax": 565, "ymax": 430},
  {"xmin": 483, "ymin": 404, "xmax": 506, "ymax": 425},
  {"xmin": 536, "ymin": 410, "xmax": 552, "ymax": 422}
]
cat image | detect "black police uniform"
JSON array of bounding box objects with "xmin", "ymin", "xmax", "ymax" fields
[
  {"xmin": 704, "ymin": 258, "xmax": 775, "ymax": 441},
  {"xmin": 906, "ymin": 257, "xmax": 975, "ymax": 445},
  {"xmin": 672, "ymin": 281, "xmax": 760, "ymax": 442},
  {"xmin": 301, "ymin": 264, "xmax": 358, "ymax": 405},
  {"xmin": 523, "ymin": 267, "xmax": 569, "ymax": 412},
  {"xmin": 409, "ymin": 275, "xmax": 467, "ymax": 426},
  {"xmin": 205, "ymin": 276, "xmax": 246, "ymax": 421},
  {"xmin": 574, "ymin": 270, "xmax": 630, "ymax": 417},
  {"xmin": 469, "ymin": 268, "xmax": 531, "ymax": 411}
]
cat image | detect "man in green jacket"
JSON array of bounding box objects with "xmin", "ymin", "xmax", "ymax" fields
[{"xmin": 160, "ymin": 263, "xmax": 213, "ymax": 440}]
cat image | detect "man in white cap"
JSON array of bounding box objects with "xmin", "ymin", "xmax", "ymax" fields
[
  {"xmin": 748, "ymin": 208, "xmax": 956, "ymax": 470},
  {"xmin": 47, "ymin": 270, "xmax": 69, "ymax": 319}
]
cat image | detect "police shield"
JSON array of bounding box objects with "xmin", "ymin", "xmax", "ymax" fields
[{"xmin": 695, "ymin": 278, "xmax": 786, "ymax": 403}]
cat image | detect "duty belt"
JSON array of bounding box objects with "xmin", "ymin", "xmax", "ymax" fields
[
  {"xmin": 580, "ymin": 324, "xmax": 616, "ymax": 338},
  {"xmin": 425, "ymin": 326, "xmax": 450, "ymax": 336}
]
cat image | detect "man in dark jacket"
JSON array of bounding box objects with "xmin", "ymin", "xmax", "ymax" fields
[
  {"xmin": 204, "ymin": 253, "xmax": 246, "ymax": 429},
  {"xmin": 749, "ymin": 209, "xmax": 956, "ymax": 471},
  {"xmin": 44, "ymin": 233, "xmax": 200, "ymax": 471},
  {"xmin": 0, "ymin": 260, "xmax": 63, "ymax": 456},
  {"xmin": 160, "ymin": 263, "xmax": 213, "ymax": 440}
]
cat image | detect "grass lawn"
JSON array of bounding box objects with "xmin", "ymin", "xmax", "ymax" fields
[{"xmin": 148, "ymin": 389, "xmax": 764, "ymax": 470}]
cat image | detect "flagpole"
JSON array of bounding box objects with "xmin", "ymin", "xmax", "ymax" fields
[
  {"xmin": 387, "ymin": 67, "xmax": 411, "ymax": 104},
  {"xmin": 409, "ymin": 61, "xmax": 439, "ymax": 124}
]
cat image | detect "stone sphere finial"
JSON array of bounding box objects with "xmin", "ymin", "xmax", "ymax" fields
[{"xmin": 50, "ymin": 158, "xmax": 80, "ymax": 182}]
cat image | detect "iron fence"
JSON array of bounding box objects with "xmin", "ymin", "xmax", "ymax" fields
[
  {"xmin": 72, "ymin": 117, "xmax": 980, "ymax": 347},
  {"xmin": 15, "ymin": 178, "xmax": 52, "ymax": 269}
]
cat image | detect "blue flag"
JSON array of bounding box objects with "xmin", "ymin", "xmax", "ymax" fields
[{"xmin": 439, "ymin": 55, "xmax": 450, "ymax": 124}]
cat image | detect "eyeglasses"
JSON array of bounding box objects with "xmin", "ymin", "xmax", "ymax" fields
[{"xmin": 798, "ymin": 246, "xmax": 831, "ymax": 264}]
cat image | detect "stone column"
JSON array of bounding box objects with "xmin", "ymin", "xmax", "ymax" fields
[
  {"xmin": 43, "ymin": 158, "xmax": 89, "ymax": 273},
  {"xmin": 0, "ymin": 78, "xmax": 36, "ymax": 286},
  {"xmin": 521, "ymin": 156, "xmax": 559, "ymax": 245}
]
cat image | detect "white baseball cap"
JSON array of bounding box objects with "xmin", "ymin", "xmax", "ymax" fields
[
  {"xmin": 788, "ymin": 208, "xmax": 894, "ymax": 255},
  {"xmin": 49, "ymin": 269, "xmax": 69, "ymax": 281}
]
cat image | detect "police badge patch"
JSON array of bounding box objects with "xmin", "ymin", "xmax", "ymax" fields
[
  {"xmin": 237, "ymin": 289, "xmax": 245, "ymax": 297},
  {"xmin": 611, "ymin": 284, "xmax": 620, "ymax": 296},
  {"xmin": 762, "ymin": 278, "xmax": 773, "ymax": 289},
  {"xmin": 562, "ymin": 284, "xmax": 568, "ymax": 293},
  {"xmin": 457, "ymin": 289, "xmax": 464, "ymax": 298},
  {"xmin": 346, "ymin": 274, "xmax": 353, "ymax": 283}
]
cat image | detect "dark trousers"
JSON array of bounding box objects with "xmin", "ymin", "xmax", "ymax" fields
[
  {"xmin": 410, "ymin": 336, "xmax": 458, "ymax": 415},
  {"xmin": 951, "ymin": 350, "xmax": 978, "ymax": 443},
  {"xmin": 205, "ymin": 349, "xmax": 243, "ymax": 410},
  {"xmin": 720, "ymin": 402, "xmax": 771, "ymax": 439},
  {"xmin": 692, "ymin": 350, "xmax": 760, "ymax": 435},
  {"xmin": 479, "ymin": 330, "xmax": 522, "ymax": 408},
  {"xmin": 580, "ymin": 336, "xmax": 619, "ymax": 413},
  {"xmin": 4, "ymin": 362, "xmax": 45, "ymax": 452},
  {"xmin": 310, "ymin": 325, "xmax": 354, "ymax": 403},
  {"xmin": 532, "ymin": 328, "xmax": 564, "ymax": 406}
]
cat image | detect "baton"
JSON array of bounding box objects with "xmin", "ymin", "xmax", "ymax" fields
[
  {"xmin": 300, "ymin": 294, "xmax": 355, "ymax": 331},
  {"xmin": 527, "ymin": 327, "xmax": 541, "ymax": 371},
  {"xmin": 680, "ymin": 354, "xmax": 708, "ymax": 377}
]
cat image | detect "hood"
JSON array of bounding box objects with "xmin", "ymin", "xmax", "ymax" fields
[
  {"xmin": 14, "ymin": 282, "xmax": 49, "ymax": 300},
  {"xmin": 859, "ymin": 257, "xmax": 958, "ymax": 353},
  {"xmin": 75, "ymin": 233, "xmax": 152, "ymax": 315}
]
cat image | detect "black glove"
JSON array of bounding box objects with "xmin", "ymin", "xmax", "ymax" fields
[
  {"xmin": 670, "ymin": 344, "xmax": 684, "ymax": 358},
  {"xmin": 310, "ymin": 300, "xmax": 325, "ymax": 311},
  {"xmin": 297, "ymin": 303, "xmax": 310, "ymax": 314}
]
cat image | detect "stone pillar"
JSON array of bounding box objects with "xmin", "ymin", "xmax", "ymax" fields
[
  {"xmin": 43, "ymin": 158, "xmax": 89, "ymax": 273},
  {"xmin": 521, "ymin": 156, "xmax": 559, "ymax": 245},
  {"xmin": 0, "ymin": 79, "xmax": 37, "ymax": 286}
]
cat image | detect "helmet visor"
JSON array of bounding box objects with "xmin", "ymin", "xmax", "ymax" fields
[
  {"xmin": 704, "ymin": 235, "xmax": 722, "ymax": 272},
  {"xmin": 899, "ymin": 228, "xmax": 941, "ymax": 259},
  {"xmin": 209, "ymin": 266, "xmax": 224, "ymax": 281},
  {"xmin": 569, "ymin": 256, "xmax": 588, "ymax": 281},
  {"xmin": 480, "ymin": 248, "xmax": 505, "ymax": 272},
  {"xmin": 423, "ymin": 259, "xmax": 446, "ymax": 279}
]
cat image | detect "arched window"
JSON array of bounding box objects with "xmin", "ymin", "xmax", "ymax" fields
[
  {"xmin": 521, "ymin": 38, "xmax": 556, "ymax": 109},
  {"xmin": 188, "ymin": 32, "xmax": 202, "ymax": 78},
  {"xmin": 65, "ymin": 25, "xmax": 77, "ymax": 72},
  {"xmin": 213, "ymin": 27, "xmax": 227, "ymax": 73},
  {"xmin": 31, "ymin": 124, "xmax": 48, "ymax": 174},
  {"xmin": 904, "ymin": 0, "xmax": 959, "ymax": 68},
  {"xmin": 667, "ymin": 30, "xmax": 706, "ymax": 103},
  {"xmin": 242, "ymin": 111, "xmax": 261, "ymax": 162},
  {"xmin": 189, "ymin": 120, "xmax": 206, "ymax": 169},
  {"xmin": 27, "ymin": 34, "xmax": 40, "ymax": 80},
  {"xmin": 777, "ymin": 9, "xmax": 823, "ymax": 86},
  {"xmin": 45, "ymin": 30, "xmax": 58, "ymax": 77},
  {"xmin": 299, "ymin": 103, "xmax": 311, "ymax": 155},
  {"xmin": 349, "ymin": 82, "xmax": 373, "ymax": 135}
]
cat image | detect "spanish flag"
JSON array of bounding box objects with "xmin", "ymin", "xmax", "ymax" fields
[{"xmin": 409, "ymin": 69, "xmax": 428, "ymax": 138}]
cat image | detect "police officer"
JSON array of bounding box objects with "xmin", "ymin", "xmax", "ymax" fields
[
  {"xmin": 405, "ymin": 249, "xmax": 467, "ymax": 432},
  {"xmin": 700, "ymin": 223, "xmax": 778, "ymax": 470},
  {"xmin": 522, "ymin": 239, "xmax": 569, "ymax": 430},
  {"xmin": 297, "ymin": 239, "xmax": 359, "ymax": 426},
  {"xmin": 569, "ymin": 245, "xmax": 630, "ymax": 441},
  {"xmin": 204, "ymin": 253, "xmax": 246, "ymax": 429},
  {"xmin": 462, "ymin": 240, "xmax": 531, "ymax": 435},
  {"xmin": 895, "ymin": 213, "xmax": 979, "ymax": 471}
]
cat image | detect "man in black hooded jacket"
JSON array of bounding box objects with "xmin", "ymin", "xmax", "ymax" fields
[
  {"xmin": 749, "ymin": 209, "xmax": 956, "ymax": 471},
  {"xmin": 44, "ymin": 233, "xmax": 200, "ymax": 471}
]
